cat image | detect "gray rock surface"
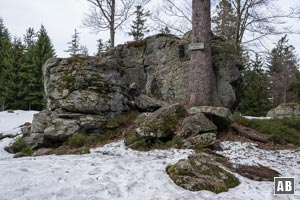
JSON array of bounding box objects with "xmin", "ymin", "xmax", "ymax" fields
[
  {"xmin": 24, "ymin": 110, "xmax": 107, "ymax": 149},
  {"xmin": 189, "ymin": 106, "xmax": 234, "ymax": 129},
  {"xmin": 134, "ymin": 94, "xmax": 168, "ymax": 112},
  {"xmin": 27, "ymin": 33, "xmax": 241, "ymax": 150},
  {"xmin": 32, "ymin": 148, "xmax": 52, "ymax": 157},
  {"xmin": 135, "ymin": 104, "xmax": 187, "ymax": 138},
  {"xmin": 176, "ymin": 113, "xmax": 217, "ymax": 136},
  {"xmin": 43, "ymin": 57, "xmax": 131, "ymax": 114},
  {"xmin": 267, "ymin": 103, "xmax": 300, "ymax": 118},
  {"xmin": 179, "ymin": 133, "xmax": 217, "ymax": 149}
]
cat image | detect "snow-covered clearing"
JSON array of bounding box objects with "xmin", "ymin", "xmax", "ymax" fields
[{"xmin": 0, "ymin": 111, "xmax": 299, "ymax": 200}]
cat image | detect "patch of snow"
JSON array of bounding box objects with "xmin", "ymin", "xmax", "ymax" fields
[
  {"xmin": 218, "ymin": 141, "xmax": 300, "ymax": 199},
  {"xmin": 243, "ymin": 116, "xmax": 271, "ymax": 120},
  {"xmin": 0, "ymin": 110, "xmax": 38, "ymax": 136},
  {"xmin": 1, "ymin": 111, "xmax": 300, "ymax": 200}
]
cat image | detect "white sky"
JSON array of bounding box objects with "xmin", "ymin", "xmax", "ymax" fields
[{"xmin": 0, "ymin": 0, "xmax": 300, "ymax": 58}]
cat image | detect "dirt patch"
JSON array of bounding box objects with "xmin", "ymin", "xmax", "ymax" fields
[
  {"xmin": 218, "ymin": 130, "xmax": 299, "ymax": 150},
  {"xmin": 234, "ymin": 165, "xmax": 280, "ymax": 181}
]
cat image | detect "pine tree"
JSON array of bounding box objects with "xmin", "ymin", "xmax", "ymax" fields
[
  {"xmin": 9, "ymin": 38, "xmax": 26, "ymax": 109},
  {"xmin": 105, "ymin": 40, "xmax": 111, "ymax": 51},
  {"xmin": 0, "ymin": 19, "xmax": 13, "ymax": 110},
  {"xmin": 129, "ymin": 6, "xmax": 150, "ymax": 41},
  {"xmin": 65, "ymin": 29, "xmax": 81, "ymax": 56},
  {"xmin": 80, "ymin": 45, "xmax": 89, "ymax": 56},
  {"xmin": 289, "ymin": 70, "xmax": 300, "ymax": 102},
  {"xmin": 96, "ymin": 39, "xmax": 105, "ymax": 54},
  {"xmin": 26, "ymin": 25, "xmax": 55, "ymax": 110},
  {"xmin": 238, "ymin": 54, "xmax": 271, "ymax": 116},
  {"xmin": 160, "ymin": 26, "xmax": 171, "ymax": 35},
  {"xmin": 212, "ymin": 0, "xmax": 236, "ymax": 42},
  {"xmin": 268, "ymin": 35, "xmax": 299, "ymax": 105},
  {"xmin": 19, "ymin": 28, "xmax": 38, "ymax": 110},
  {"xmin": 23, "ymin": 27, "xmax": 36, "ymax": 50}
]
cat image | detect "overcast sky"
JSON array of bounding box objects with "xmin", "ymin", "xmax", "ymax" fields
[{"xmin": 1, "ymin": 0, "xmax": 300, "ymax": 58}]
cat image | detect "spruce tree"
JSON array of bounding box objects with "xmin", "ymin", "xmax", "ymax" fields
[
  {"xmin": 9, "ymin": 38, "xmax": 26, "ymax": 109},
  {"xmin": 212, "ymin": 0, "xmax": 236, "ymax": 42},
  {"xmin": 19, "ymin": 28, "xmax": 37, "ymax": 110},
  {"xmin": 0, "ymin": 19, "xmax": 13, "ymax": 110},
  {"xmin": 23, "ymin": 27, "xmax": 36, "ymax": 50},
  {"xmin": 65, "ymin": 29, "xmax": 81, "ymax": 56},
  {"xmin": 96, "ymin": 39, "xmax": 105, "ymax": 54},
  {"xmin": 80, "ymin": 45, "xmax": 89, "ymax": 56},
  {"xmin": 160, "ymin": 26, "xmax": 171, "ymax": 35},
  {"xmin": 239, "ymin": 54, "xmax": 271, "ymax": 116},
  {"xmin": 268, "ymin": 35, "xmax": 299, "ymax": 105},
  {"xmin": 129, "ymin": 6, "xmax": 150, "ymax": 41},
  {"xmin": 29, "ymin": 25, "xmax": 55, "ymax": 110}
]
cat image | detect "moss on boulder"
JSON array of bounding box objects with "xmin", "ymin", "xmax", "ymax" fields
[
  {"xmin": 125, "ymin": 104, "xmax": 188, "ymax": 150},
  {"xmin": 167, "ymin": 153, "xmax": 240, "ymax": 193}
]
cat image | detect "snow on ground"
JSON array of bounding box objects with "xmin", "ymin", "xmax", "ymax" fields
[
  {"xmin": 0, "ymin": 110, "xmax": 38, "ymax": 136},
  {"xmin": 0, "ymin": 111, "xmax": 300, "ymax": 200},
  {"xmin": 243, "ymin": 116, "xmax": 271, "ymax": 120}
]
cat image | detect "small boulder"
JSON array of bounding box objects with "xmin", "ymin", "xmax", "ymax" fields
[
  {"xmin": 21, "ymin": 125, "xmax": 31, "ymax": 135},
  {"xmin": 134, "ymin": 94, "xmax": 168, "ymax": 112},
  {"xmin": 189, "ymin": 106, "xmax": 234, "ymax": 129},
  {"xmin": 167, "ymin": 153, "xmax": 240, "ymax": 193},
  {"xmin": 177, "ymin": 113, "xmax": 217, "ymax": 136},
  {"xmin": 32, "ymin": 148, "xmax": 52, "ymax": 156},
  {"xmin": 267, "ymin": 103, "xmax": 300, "ymax": 118},
  {"xmin": 13, "ymin": 152, "xmax": 27, "ymax": 158},
  {"xmin": 136, "ymin": 104, "xmax": 187, "ymax": 138},
  {"xmin": 44, "ymin": 118, "xmax": 80, "ymax": 141},
  {"xmin": 178, "ymin": 133, "xmax": 217, "ymax": 149}
]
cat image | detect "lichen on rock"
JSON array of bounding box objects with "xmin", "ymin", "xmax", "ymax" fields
[{"xmin": 166, "ymin": 153, "xmax": 240, "ymax": 193}]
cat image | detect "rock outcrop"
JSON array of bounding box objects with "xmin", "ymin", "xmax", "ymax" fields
[
  {"xmin": 22, "ymin": 33, "xmax": 241, "ymax": 149},
  {"xmin": 267, "ymin": 103, "xmax": 300, "ymax": 118},
  {"xmin": 188, "ymin": 106, "xmax": 234, "ymax": 130}
]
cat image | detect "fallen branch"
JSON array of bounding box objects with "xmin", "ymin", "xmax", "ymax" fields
[
  {"xmin": 230, "ymin": 122, "xmax": 269, "ymax": 143},
  {"xmin": 0, "ymin": 133, "xmax": 18, "ymax": 141}
]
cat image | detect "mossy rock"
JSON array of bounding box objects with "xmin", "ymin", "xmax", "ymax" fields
[
  {"xmin": 125, "ymin": 131, "xmax": 186, "ymax": 151},
  {"xmin": 167, "ymin": 154, "xmax": 240, "ymax": 193},
  {"xmin": 6, "ymin": 137, "xmax": 34, "ymax": 157},
  {"xmin": 125, "ymin": 104, "xmax": 188, "ymax": 150},
  {"xmin": 136, "ymin": 104, "xmax": 187, "ymax": 138}
]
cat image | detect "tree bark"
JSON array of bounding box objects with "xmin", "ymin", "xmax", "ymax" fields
[
  {"xmin": 110, "ymin": 0, "xmax": 116, "ymax": 47},
  {"xmin": 189, "ymin": 0, "xmax": 220, "ymax": 106}
]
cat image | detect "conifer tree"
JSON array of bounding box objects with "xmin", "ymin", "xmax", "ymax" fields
[
  {"xmin": 239, "ymin": 54, "xmax": 271, "ymax": 116},
  {"xmin": 23, "ymin": 27, "xmax": 36, "ymax": 50},
  {"xmin": 65, "ymin": 29, "xmax": 81, "ymax": 56},
  {"xmin": 80, "ymin": 45, "xmax": 89, "ymax": 56},
  {"xmin": 96, "ymin": 39, "xmax": 105, "ymax": 54},
  {"xmin": 0, "ymin": 19, "xmax": 13, "ymax": 110},
  {"xmin": 129, "ymin": 6, "xmax": 150, "ymax": 41},
  {"xmin": 268, "ymin": 35, "xmax": 299, "ymax": 105},
  {"xmin": 160, "ymin": 26, "xmax": 171, "ymax": 35},
  {"xmin": 212, "ymin": 0, "xmax": 236, "ymax": 42},
  {"xmin": 26, "ymin": 25, "xmax": 55, "ymax": 110}
]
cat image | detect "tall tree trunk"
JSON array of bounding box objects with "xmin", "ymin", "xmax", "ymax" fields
[
  {"xmin": 189, "ymin": 0, "xmax": 220, "ymax": 106},
  {"xmin": 235, "ymin": 0, "xmax": 241, "ymax": 53},
  {"xmin": 110, "ymin": 0, "xmax": 116, "ymax": 47}
]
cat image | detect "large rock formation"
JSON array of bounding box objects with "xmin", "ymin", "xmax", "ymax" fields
[
  {"xmin": 23, "ymin": 34, "xmax": 241, "ymax": 149},
  {"xmin": 267, "ymin": 103, "xmax": 300, "ymax": 118}
]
